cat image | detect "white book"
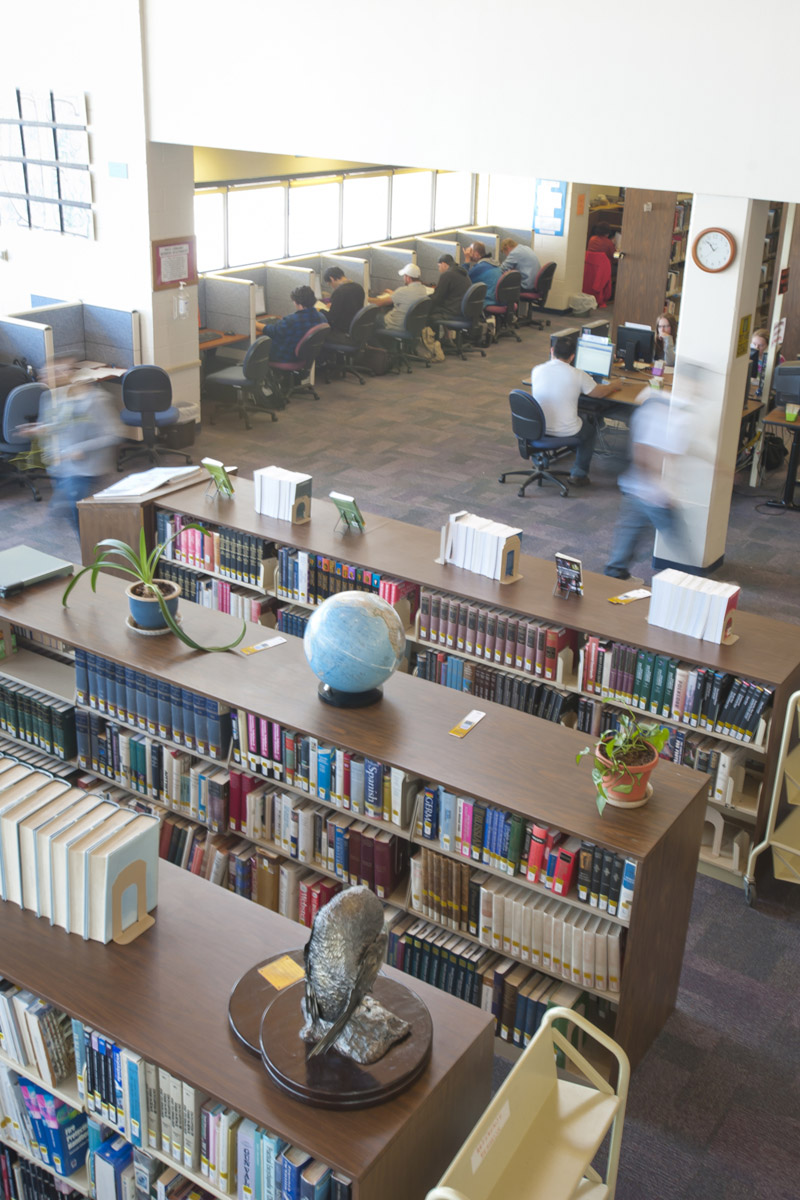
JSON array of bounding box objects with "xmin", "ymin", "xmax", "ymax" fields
[
  {"xmin": 18, "ymin": 787, "xmax": 83, "ymax": 913},
  {"xmin": 491, "ymin": 881, "xmax": 514, "ymax": 951},
  {"xmin": 182, "ymin": 1081, "xmax": 209, "ymax": 1170},
  {"xmin": 582, "ymin": 914, "xmax": 602, "ymax": 990},
  {"xmin": 561, "ymin": 918, "xmax": 573, "ymax": 982},
  {"xmin": 409, "ymin": 852, "xmax": 422, "ymax": 912},
  {"xmin": 86, "ymin": 813, "xmax": 160, "ymax": 944},
  {"xmin": 11, "ymin": 989, "xmax": 39, "ymax": 1067},
  {"xmin": 607, "ymin": 925, "xmax": 622, "ymax": 992},
  {"xmin": 217, "ymin": 1107, "xmax": 241, "ymax": 1193},
  {"xmin": 144, "ymin": 1059, "xmax": 160, "ymax": 1149},
  {"xmin": 478, "ymin": 877, "xmax": 499, "ymax": 947},
  {"xmin": 519, "ymin": 895, "xmax": 537, "ymax": 964},
  {"xmin": 509, "ymin": 891, "xmax": 524, "ymax": 959},
  {"xmin": 296, "ymin": 803, "xmax": 315, "ymax": 865},
  {"xmin": 594, "ymin": 916, "xmax": 609, "ymax": 991},
  {"xmin": 0, "ymin": 773, "xmax": 62, "ymax": 902},
  {"xmin": 158, "ymin": 1066, "xmax": 173, "ymax": 1155},
  {"xmin": 550, "ymin": 901, "xmax": 570, "ymax": 975},
  {"xmin": 70, "ymin": 810, "xmax": 137, "ymax": 937},
  {"xmin": 530, "ymin": 897, "xmax": 546, "ymax": 967},
  {"xmin": 0, "ymin": 983, "xmax": 26, "ymax": 1063},
  {"xmin": 236, "ymin": 1117, "xmax": 259, "ymax": 1200},
  {"xmin": 49, "ymin": 801, "xmax": 118, "ymax": 930}
]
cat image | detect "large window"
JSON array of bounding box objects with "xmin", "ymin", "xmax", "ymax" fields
[
  {"xmin": 194, "ymin": 190, "xmax": 226, "ymax": 272},
  {"xmin": 227, "ymin": 184, "xmax": 286, "ymax": 266},
  {"xmin": 342, "ymin": 174, "xmax": 389, "ymax": 248},
  {"xmin": 485, "ymin": 174, "xmax": 536, "ymax": 230},
  {"xmin": 391, "ymin": 171, "xmax": 433, "ymax": 238},
  {"xmin": 289, "ymin": 180, "xmax": 340, "ymax": 257},
  {"xmin": 435, "ymin": 172, "xmax": 473, "ymax": 231}
]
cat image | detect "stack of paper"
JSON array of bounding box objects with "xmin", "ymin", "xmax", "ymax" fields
[
  {"xmin": 94, "ymin": 467, "xmax": 201, "ymax": 499},
  {"xmin": 648, "ymin": 569, "xmax": 740, "ymax": 642},
  {"xmin": 252, "ymin": 466, "xmax": 312, "ymax": 522},
  {"xmin": 442, "ymin": 511, "xmax": 522, "ymax": 581}
]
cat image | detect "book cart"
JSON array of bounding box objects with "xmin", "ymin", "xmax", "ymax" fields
[
  {"xmin": 0, "ymin": 571, "xmax": 707, "ymax": 1075},
  {"xmin": 78, "ymin": 477, "xmax": 800, "ymax": 889}
]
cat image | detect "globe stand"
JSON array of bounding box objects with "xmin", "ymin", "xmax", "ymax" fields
[{"xmin": 318, "ymin": 682, "xmax": 383, "ymax": 708}]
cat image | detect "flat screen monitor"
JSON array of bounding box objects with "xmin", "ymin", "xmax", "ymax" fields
[
  {"xmin": 581, "ymin": 319, "xmax": 610, "ymax": 339},
  {"xmin": 574, "ymin": 337, "xmax": 615, "ymax": 382},
  {"xmin": 550, "ymin": 326, "xmax": 581, "ymax": 360},
  {"xmin": 617, "ymin": 324, "xmax": 655, "ymax": 370},
  {"xmin": 773, "ymin": 362, "xmax": 800, "ymax": 404}
]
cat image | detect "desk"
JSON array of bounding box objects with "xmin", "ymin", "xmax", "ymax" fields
[
  {"xmin": 73, "ymin": 360, "xmax": 127, "ymax": 383},
  {"xmin": 763, "ymin": 407, "xmax": 800, "ymax": 511},
  {"xmin": 198, "ymin": 330, "xmax": 249, "ymax": 354}
]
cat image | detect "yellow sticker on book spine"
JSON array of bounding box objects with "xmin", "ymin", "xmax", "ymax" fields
[{"xmin": 258, "ymin": 956, "xmax": 305, "ymax": 989}]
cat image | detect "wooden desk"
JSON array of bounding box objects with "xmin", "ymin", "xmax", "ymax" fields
[
  {"xmin": 763, "ymin": 407, "xmax": 800, "ymax": 511},
  {"xmin": 0, "ymin": 860, "xmax": 493, "ymax": 1200},
  {"xmin": 199, "ymin": 330, "xmax": 249, "ymax": 354}
]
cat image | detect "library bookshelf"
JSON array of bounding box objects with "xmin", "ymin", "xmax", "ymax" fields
[
  {"xmin": 77, "ymin": 477, "xmax": 800, "ymax": 888},
  {"xmin": 0, "ymin": 571, "xmax": 707, "ymax": 1072},
  {"xmin": 0, "ymin": 861, "xmax": 493, "ymax": 1200}
]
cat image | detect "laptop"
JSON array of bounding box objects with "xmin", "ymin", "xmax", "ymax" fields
[
  {"xmin": 0, "ymin": 546, "xmax": 74, "ymax": 598},
  {"xmin": 574, "ymin": 337, "xmax": 615, "ymax": 384}
]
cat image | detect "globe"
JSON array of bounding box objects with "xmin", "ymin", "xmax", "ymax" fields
[{"xmin": 303, "ymin": 591, "xmax": 406, "ymax": 707}]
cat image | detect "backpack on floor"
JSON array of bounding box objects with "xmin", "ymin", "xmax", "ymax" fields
[{"xmin": 763, "ymin": 433, "xmax": 788, "ymax": 471}]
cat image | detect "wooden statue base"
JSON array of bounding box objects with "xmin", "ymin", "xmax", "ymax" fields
[{"xmin": 228, "ymin": 951, "xmax": 306, "ymax": 1056}]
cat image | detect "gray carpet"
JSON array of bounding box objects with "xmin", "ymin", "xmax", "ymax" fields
[{"xmin": 2, "ymin": 312, "xmax": 799, "ymax": 1197}]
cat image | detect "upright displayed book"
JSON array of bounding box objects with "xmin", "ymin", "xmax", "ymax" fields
[{"xmin": 252, "ymin": 467, "xmax": 312, "ymax": 524}]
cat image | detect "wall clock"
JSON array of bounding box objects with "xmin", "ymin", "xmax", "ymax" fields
[{"xmin": 691, "ymin": 227, "xmax": 737, "ymax": 273}]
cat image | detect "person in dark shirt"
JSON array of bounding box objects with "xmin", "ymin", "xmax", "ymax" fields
[
  {"xmin": 322, "ymin": 267, "xmax": 365, "ymax": 335},
  {"xmin": 262, "ymin": 286, "xmax": 328, "ymax": 362},
  {"xmin": 427, "ymin": 253, "xmax": 470, "ymax": 332}
]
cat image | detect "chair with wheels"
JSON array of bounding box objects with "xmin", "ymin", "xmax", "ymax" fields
[
  {"xmin": 116, "ymin": 365, "xmax": 193, "ymax": 471},
  {"xmin": 485, "ymin": 270, "xmax": 522, "ymax": 343},
  {"xmin": 266, "ymin": 324, "xmax": 330, "ymax": 403},
  {"xmin": 499, "ymin": 389, "xmax": 583, "ymax": 498},
  {"xmin": 374, "ymin": 297, "xmax": 433, "ymax": 373},
  {"xmin": 0, "ymin": 382, "xmax": 48, "ymax": 501},
  {"xmin": 320, "ymin": 304, "xmax": 382, "ymax": 384},
  {"xmin": 439, "ymin": 283, "xmax": 488, "ymax": 360},
  {"xmin": 205, "ymin": 336, "xmax": 277, "ymax": 430},
  {"xmin": 519, "ymin": 261, "xmax": 556, "ymax": 329}
]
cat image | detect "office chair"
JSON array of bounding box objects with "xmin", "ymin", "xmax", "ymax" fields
[
  {"xmin": 583, "ymin": 251, "xmax": 612, "ymax": 308},
  {"xmin": 485, "ymin": 270, "xmax": 522, "ymax": 343},
  {"xmin": 319, "ymin": 304, "xmax": 381, "ymax": 385},
  {"xmin": 519, "ymin": 261, "xmax": 556, "ymax": 329},
  {"xmin": 374, "ymin": 297, "xmax": 433, "ymax": 373},
  {"xmin": 499, "ymin": 389, "xmax": 583, "ymax": 498},
  {"xmin": 438, "ymin": 283, "xmax": 488, "ymax": 360},
  {"xmin": 117, "ymin": 365, "xmax": 193, "ymax": 471},
  {"xmin": 266, "ymin": 324, "xmax": 330, "ymax": 403},
  {"xmin": 0, "ymin": 382, "xmax": 48, "ymax": 501},
  {"xmin": 205, "ymin": 336, "xmax": 277, "ymax": 430}
]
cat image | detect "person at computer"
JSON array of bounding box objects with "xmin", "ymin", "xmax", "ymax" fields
[
  {"xmin": 587, "ymin": 222, "xmax": 616, "ymax": 261},
  {"xmin": 372, "ymin": 264, "xmax": 428, "ymax": 330},
  {"xmin": 530, "ymin": 339, "xmax": 621, "ymax": 487},
  {"xmin": 427, "ymin": 253, "xmax": 470, "ymax": 334},
  {"xmin": 604, "ymin": 386, "xmax": 690, "ymax": 579},
  {"xmin": 322, "ymin": 267, "xmax": 365, "ymax": 337},
  {"xmin": 655, "ymin": 314, "xmax": 677, "ymax": 366},
  {"xmin": 499, "ymin": 239, "xmax": 541, "ymax": 290},
  {"xmin": 749, "ymin": 327, "xmax": 785, "ymax": 390},
  {"xmin": 261, "ymin": 286, "xmax": 328, "ymax": 361},
  {"xmin": 463, "ymin": 242, "xmax": 503, "ymax": 307}
]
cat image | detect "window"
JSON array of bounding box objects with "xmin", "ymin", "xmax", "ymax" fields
[
  {"xmin": 391, "ymin": 171, "xmax": 433, "ymax": 238},
  {"xmin": 0, "ymin": 87, "xmax": 92, "ymax": 237},
  {"xmin": 435, "ymin": 172, "xmax": 473, "ymax": 231},
  {"xmin": 289, "ymin": 180, "xmax": 340, "ymax": 257},
  {"xmin": 227, "ymin": 185, "xmax": 286, "ymax": 266},
  {"xmin": 485, "ymin": 174, "xmax": 536, "ymax": 230},
  {"xmin": 342, "ymin": 174, "xmax": 389, "ymax": 248},
  {"xmin": 194, "ymin": 190, "xmax": 226, "ymax": 272}
]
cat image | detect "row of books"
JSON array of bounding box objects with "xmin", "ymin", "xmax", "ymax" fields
[
  {"xmin": 0, "ymin": 979, "xmax": 75, "ymax": 1089},
  {"xmin": 75, "ymin": 652, "xmax": 232, "ymax": 761},
  {"xmin": 0, "ymin": 1066, "xmax": 87, "ymax": 1179},
  {"xmin": 648, "ymin": 569, "xmax": 740, "ymax": 642},
  {"xmin": 1, "ymin": 1145, "xmax": 83, "ymax": 1200},
  {"xmin": 414, "ymin": 649, "xmax": 576, "ymax": 724},
  {"xmin": 0, "ymin": 763, "xmax": 158, "ymax": 944},
  {"xmin": 252, "ymin": 466, "xmax": 312, "ymax": 524},
  {"xmin": 274, "ymin": 606, "xmax": 311, "ymax": 640},
  {"xmin": 665, "ymin": 732, "xmax": 757, "ymax": 807},
  {"xmin": 0, "ymin": 676, "xmax": 76, "ymax": 762},
  {"xmin": 154, "ymin": 561, "xmax": 274, "ymax": 623},
  {"xmin": 442, "ymin": 512, "xmax": 521, "ymax": 581},
  {"xmin": 273, "ymin": 548, "xmax": 420, "ymax": 625},
  {"xmin": 579, "ymin": 640, "xmax": 773, "ymax": 744},
  {"xmin": 417, "ymin": 591, "xmax": 575, "ymax": 680},
  {"xmin": 156, "ymin": 511, "xmax": 277, "ymax": 588}
]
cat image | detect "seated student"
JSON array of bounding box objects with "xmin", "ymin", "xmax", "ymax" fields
[
  {"xmin": 372, "ymin": 264, "xmax": 428, "ymax": 331},
  {"xmin": 463, "ymin": 241, "xmax": 503, "ymax": 307},
  {"xmin": 322, "ymin": 266, "xmax": 365, "ymax": 336},
  {"xmin": 587, "ymin": 222, "xmax": 616, "ymax": 262},
  {"xmin": 749, "ymin": 327, "xmax": 785, "ymax": 383},
  {"xmin": 261, "ymin": 286, "xmax": 328, "ymax": 362},
  {"xmin": 427, "ymin": 253, "xmax": 470, "ymax": 330},
  {"xmin": 499, "ymin": 238, "xmax": 541, "ymax": 290},
  {"xmin": 530, "ymin": 338, "xmax": 621, "ymax": 487},
  {"xmin": 655, "ymin": 313, "xmax": 678, "ymax": 366}
]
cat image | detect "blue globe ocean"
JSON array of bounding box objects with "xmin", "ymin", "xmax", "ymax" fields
[{"xmin": 303, "ymin": 591, "xmax": 406, "ymax": 697}]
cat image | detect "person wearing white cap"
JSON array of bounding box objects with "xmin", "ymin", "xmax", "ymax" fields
[{"xmin": 372, "ymin": 263, "xmax": 428, "ymax": 331}]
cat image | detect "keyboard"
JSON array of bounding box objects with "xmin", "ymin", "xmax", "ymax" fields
[{"xmin": 199, "ymin": 329, "xmax": 220, "ymax": 344}]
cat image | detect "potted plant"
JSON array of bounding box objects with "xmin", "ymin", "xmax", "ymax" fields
[
  {"xmin": 62, "ymin": 527, "xmax": 246, "ymax": 652},
  {"xmin": 576, "ymin": 709, "xmax": 670, "ymax": 815}
]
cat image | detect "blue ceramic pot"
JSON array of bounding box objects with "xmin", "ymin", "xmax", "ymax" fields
[{"xmin": 126, "ymin": 581, "xmax": 180, "ymax": 630}]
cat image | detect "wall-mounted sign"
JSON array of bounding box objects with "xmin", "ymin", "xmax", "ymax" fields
[
  {"xmin": 533, "ymin": 179, "xmax": 567, "ymax": 237},
  {"xmin": 152, "ymin": 235, "xmax": 198, "ymax": 291},
  {"xmin": 736, "ymin": 314, "xmax": 751, "ymax": 357}
]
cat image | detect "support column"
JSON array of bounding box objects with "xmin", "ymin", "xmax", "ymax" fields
[{"xmin": 654, "ymin": 195, "xmax": 768, "ymax": 573}]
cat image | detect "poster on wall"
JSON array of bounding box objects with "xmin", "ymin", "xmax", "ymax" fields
[
  {"xmin": 533, "ymin": 179, "xmax": 567, "ymax": 237},
  {"xmin": 152, "ymin": 235, "xmax": 198, "ymax": 290}
]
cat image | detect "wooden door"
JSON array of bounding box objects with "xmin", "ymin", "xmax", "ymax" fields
[{"xmin": 612, "ymin": 188, "xmax": 678, "ymax": 339}]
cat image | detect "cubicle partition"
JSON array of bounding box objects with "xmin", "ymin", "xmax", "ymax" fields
[
  {"xmin": 264, "ymin": 264, "xmax": 316, "ymax": 317},
  {"xmin": 13, "ymin": 302, "xmax": 85, "ymax": 360},
  {"xmin": 83, "ymin": 305, "xmax": 141, "ymax": 367},
  {"xmin": 0, "ymin": 316, "xmax": 53, "ymax": 373},
  {"xmin": 471, "ymin": 225, "xmax": 533, "ymax": 250},
  {"xmin": 414, "ymin": 238, "xmax": 460, "ymax": 277},
  {"xmin": 203, "ymin": 275, "xmax": 256, "ymax": 340},
  {"xmin": 320, "ymin": 254, "xmax": 370, "ymax": 299},
  {"xmin": 368, "ymin": 245, "xmax": 417, "ymax": 295},
  {"xmin": 456, "ymin": 229, "xmax": 500, "ymax": 259},
  {"xmin": 2, "ymin": 302, "xmax": 141, "ymax": 372}
]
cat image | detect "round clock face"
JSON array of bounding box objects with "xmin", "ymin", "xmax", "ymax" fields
[{"xmin": 692, "ymin": 227, "xmax": 736, "ymax": 273}]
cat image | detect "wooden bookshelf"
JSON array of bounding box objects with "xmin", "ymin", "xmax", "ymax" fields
[
  {"xmin": 0, "ymin": 572, "xmax": 708, "ymax": 1071},
  {"xmin": 0, "ymin": 862, "xmax": 493, "ymax": 1200}
]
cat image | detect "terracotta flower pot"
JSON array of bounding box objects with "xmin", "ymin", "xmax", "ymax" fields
[
  {"xmin": 596, "ymin": 742, "xmax": 659, "ymax": 808},
  {"xmin": 126, "ymin": 580, "xmax": 180, "ymax": 631}
]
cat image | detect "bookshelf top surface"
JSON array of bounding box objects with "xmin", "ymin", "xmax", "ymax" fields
[
  {"xmin": 0, "ymin": 862, "xmax": 493, "ymax": 1179},
  {"xmin": 154, "ymin": 479, "xmax": 800, "ymax": 687},
  {"xmin": 1, "ymin": 574, "xmax": 707, "ymax": 859}
]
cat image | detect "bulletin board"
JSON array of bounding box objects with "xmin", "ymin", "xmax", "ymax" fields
[{"xmin": 152, "ymin": 235, "xmax": 198, "ymax": 291}]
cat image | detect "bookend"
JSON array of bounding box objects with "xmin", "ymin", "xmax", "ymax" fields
[
  {"xmin": 111, "ymin": 858, "xmax": 155, "ymax": 945},
  {"xmin": 291, "ymin": 496, "xmax": 311, "ymax": 524},
  {"xmin": 435, "ymin": 532, "xmax": 523, "ymax": 586}
]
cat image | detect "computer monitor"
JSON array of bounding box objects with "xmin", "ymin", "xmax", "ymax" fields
[
  {"xmin": 581, "ymin": 319, "xmax": 610, "ymax": 340},
  {"xmin": 550, "ymin": 326, "xmax": 581, "ymax": 360},
  {"xmin": 574, "ymin": 337, "xmax": 615, "ymax": 383},
  {"xmin": 773, "ymin": 362, "xmax": 800, "ymax": 405},
  {"xmin": 616, "ymin": 324, "xmax": 655, "ymax": 371}
]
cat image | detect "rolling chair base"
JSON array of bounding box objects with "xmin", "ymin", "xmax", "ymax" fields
[
  {"xmin": 0, "ymin": 468, "xmax": 44, "ymax": 501},
  {"xmin": 499, "ymin": 466, "xmax": 574, "ymax": 498},
  {"xmin": 117, "ymin": 443, "xmax": 192, "ymax": 472}
]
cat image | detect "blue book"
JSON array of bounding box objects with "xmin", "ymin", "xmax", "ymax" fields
[
  {"xmin": 182, "ymin": 688, "xmax": 196, "ymax": 752},
  {"xmin": 157, "ymin": 679, "xmax": 171, "ymax": 740},
  {"xmin": 94, "ymin": 1134, "xmax": 132, "ymax": 1197},
  {"xmin": 96, "ymin": 656, "xmax": 108, "ymax": 715},
  {"xmin": 206, "ymin": 698, "xmax": 231, "ymax": 760},
  {"xmin": 86, "ymin": 653, "xmax": 99, "ymax": 709},
  {"xmin": 113, "ymin": 661, "xmax": 126, "ymax": 722},
  {"xmin": 112, "ymin": 1043, "xmax": 124, "ymax": 1128},
  {"xmin": 86, "ymin": 1116, "xmax": 112, "ymax": 1193},
  {"xmin": 169, "ymin": 683, "xmax": 184, "ymax": 745},
  {"xmin": 124, "ymin": 1051, "xmax": 144, "ymax": 1148},
  {"xmin": 135, "ymin": 670, "xmax": 148, "ymax": 730},
  {"xmin": 363, "ymin": 758, "xmax": 383, "ymax": 818},
  {"xmin": 71, "ymin": 1017, "xmax": 87, "ymax": 1100},
  {"xmin": 193, "ymin": 692, "xmax": 208, "ymax": 756},
  {"xmin": 421, "ymin": 787, "xmax": 438, "ymax": 840},
  {"xmin": 500, "ymin": 813, "xmax": 512, "ymax": 868},
  {"xmin": 300, "ymin": 1161, "xmax": 332, "ymax": 1200},
  {"xmin": 439, "ymin": 788, "xmax": 456, "ymax": 852},
  {"xmin": 316, "ymin": 744, "xmax": 333, "ymax": 802},
  {"xmin": 75, "ymin": 709, "xmax": 90, "ymax": 769},
  {"xmin": 282, "ymin": 1148, "xmax": 313, "ymax": 1200},
  {"xmin": 259, "ymin": 1131, "xmax": 288, "ymax": 1200},
  {"xmin": 150, "ymin": 741, "xmax": 162, "ymax": 800},
  {"xmin": 145, "ymin": 674, "xmax": 159, "ymax": 735},
  {"xmin": 74, "ymin": 648, "xmax": 89, "ymax": 706}
]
